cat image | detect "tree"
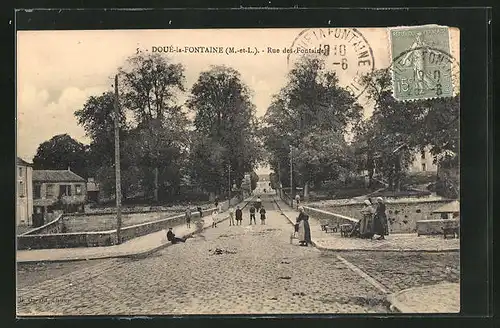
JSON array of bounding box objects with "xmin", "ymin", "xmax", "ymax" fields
[
  {"xmin": 118, "ymin": 53, "xmax": 187, "ymax": 202},
  {"xmin": 355, "ymin": 69, "xmax": 460, "ymax": 191},
  {"xmin": 262, "ymin": 56, "xmax": 363, "ymax": 197},
  {"xmin": 33, "ymin": 134, "xmax": 89, "ymax": 179},
  {"xmin": 187, "ymin": 65, "xmax": 261, "ymax": 196},
  {"xmin": 75, "ymin": 91, "xmax": 141, "ymax": 200}
]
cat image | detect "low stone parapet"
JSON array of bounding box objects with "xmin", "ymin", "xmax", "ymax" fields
[
  {"xmin": 17, "ymin": 196, "xmax": 248, "ymax": 250},
  {"xmin": 416, "ymin": 218, "xmax": 460, "ymax": 236}
]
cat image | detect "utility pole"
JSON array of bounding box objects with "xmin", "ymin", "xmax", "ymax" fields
[
  {"xmin": 113, "ymin": 74, "xmax": 123, "ymax": 244},
  {"xmin": 277, "ymin": 161, "xmax": 282, "ymax": 198},
  {"xmin": 228, "ymin": 164, "xmax": 231, "ymax": 203},
  {"xmin": 290, "ymin": 145, "xmax": 293, "ymax": 207}
]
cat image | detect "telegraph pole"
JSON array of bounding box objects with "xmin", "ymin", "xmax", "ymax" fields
[
  {"xmin": 290, "ymin": 146, "xmax": 293, "ymax": 207},
  {"xmin": 228, "ymin": 164, "xmax": 231, "ymax": 203},
  {"xmin": 114, "ymin": 75, "xmax": 123, "ymax": 244},
  {"xmin": 277, "ymin": 161, "xmax": 282, "ymax": 198}
]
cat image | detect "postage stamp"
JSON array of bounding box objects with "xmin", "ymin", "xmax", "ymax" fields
[
  {"xmin": 287, "ymin": 28, "xmax": 375, "ymax": 99},
  {"xmin": 389, "ymin": 25, "xmax": 455, "ymax": 101}
]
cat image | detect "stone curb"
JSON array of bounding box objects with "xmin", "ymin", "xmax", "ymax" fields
[
  {"xmin": 386, "ymin": 293, "xmax": 413, "ymax": 313},
  {"xmin": 18, "ymin": 198, "xmax": 254, "ymax": 264},
  {"xmin": 275, "ymin": 198, "xmax": 459, "ymax": 253},
  {"xmin": 386, "ymin": 283, "xmax": 460, "ymax": 314}
]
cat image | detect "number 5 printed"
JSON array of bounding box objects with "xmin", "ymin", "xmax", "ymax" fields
[{"xmin": 398, "ymin": 78, "xmax": 409, "ymax": 93}]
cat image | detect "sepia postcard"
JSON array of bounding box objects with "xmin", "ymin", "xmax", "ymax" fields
[{"xmin": 16, "ymin": 26, "xmax": 460, "ymax": 316}]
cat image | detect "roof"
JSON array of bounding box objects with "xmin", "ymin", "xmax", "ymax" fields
[
  {"xmin": 17, "ymin": 157, "xmax": 33, "ymax": 167},
  {"xmin": 432, "ymin": 200, "xmax": 460, "ymax": 214},
  {"xmin": 33, "ymin": 170, "xmax": 85, "ymax": 182}
]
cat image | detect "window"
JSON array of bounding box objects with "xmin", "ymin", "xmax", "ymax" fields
[
  {"xmin": 421, "ymin": 150, "xmax": 426, "ymax": 159},
  {"xmin": 46, "ymin": 184, "xmax": 56, "ymax": 198},
  {"xmin": 421, "ymin": 163, "xmax": 427, "ymax": 171},
  {"xmin": 60, "ymin": 185, "xmax": 72, "ymax": 196},
  {"xmin": 18, "ymin": 167, "xmax": 23, "ymax": 178},
  {"xmin": 18, "ymin": 181, "xmax": 25, "ymax": 197},
  {"xmin": 34, "ymin": 184, "xmax": 41, "ymax": 199},
  {"xmin": 75, "ymin": 185, "xmax": 82, "ymax": 195}
]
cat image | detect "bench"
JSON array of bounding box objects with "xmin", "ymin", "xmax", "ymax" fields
[{"xmin": 321, "ymin": 224, "xmax": 338, "ymax": 233}]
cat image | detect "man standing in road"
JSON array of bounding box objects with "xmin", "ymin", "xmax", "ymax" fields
[
  {"xmin": 185, "ymin": 204, "xmax": 192, "ymax": 228},
  {"xmin": 249, "ymin": 204, "xmax": 256, "ymax": 225},
  {"xmin": 260, "ymin": 206, "xmax": 266, "ymax": 225},
  {"xmin": 235, "ymin": 205, "xmax": 243, "ymax": 225},
  {"xmin": 228, "ymin": 206, "xmax": 235, "ymax": 226}
]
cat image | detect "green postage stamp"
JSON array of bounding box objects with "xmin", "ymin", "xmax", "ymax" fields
[{"xmin": 389, "ymin": 25, "xmax": 456, "ymax": 101}]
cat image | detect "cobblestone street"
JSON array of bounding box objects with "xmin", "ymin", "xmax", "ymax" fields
[{"xmin": 16, "ymin": 196, "xmax": 459, "ymax": 316}]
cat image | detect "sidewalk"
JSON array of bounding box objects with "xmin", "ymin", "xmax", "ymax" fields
[
  {"xmin": 275, "ymin": 198, "xmax": 459, "ymax": 252},
  {"xmin": 17, "ymin": 197, "xmax": 253, "ymax": 263},
  {"xmin": 387, "ymin": 282, "xmax": 460, "ymax": 313}
]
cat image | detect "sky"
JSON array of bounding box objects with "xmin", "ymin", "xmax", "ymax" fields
[{"xmin": 17, "ymin": 27, "xmax": 459, "ymax": 175}]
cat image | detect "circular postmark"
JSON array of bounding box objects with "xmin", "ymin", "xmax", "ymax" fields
[
  {"xmin": 390, "ymin": 46, "xmax": 460, "ymax": 101},
  {"xmin": 287, "ymin": 28, "xmax": 375, "ymax": 99}
]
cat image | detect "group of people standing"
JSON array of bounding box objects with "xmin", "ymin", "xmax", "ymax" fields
[
  {"xmin": 228, "ymin": 197, "xmax": 267, "ymax": 226},
  {"xmin": 358, "ymin": 197, "xmax": 389, "ymax": 240}
]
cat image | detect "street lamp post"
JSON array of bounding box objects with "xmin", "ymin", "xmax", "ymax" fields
[
  {"xmin": 113, "ymin": 74, "xmax": 123, "ymax": 244},
  {"xmin": 228, "ymin": 164, "xmax": 231, "ymax": 204},
  {"xmin": 290, "ymin": 145, "xmax": 293, "ymax": 207}
]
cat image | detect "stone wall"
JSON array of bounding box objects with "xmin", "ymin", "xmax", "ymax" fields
[
  {"xmin": 17, "ymin": 195, "xmax": 248, "ymax": 250},
  {"xmin": 21, "ymin": 214, "xmax": 64, "ymax": 236},
  {"xmin": 416, "ymin": 218, "xmax": 460, "ymax": 236},
  {"xmin": 309, "ymin": 200, "xmax": 452, "ymax": 233}
]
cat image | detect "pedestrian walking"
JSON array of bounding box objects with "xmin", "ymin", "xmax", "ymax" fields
[
  {"xmin": 166, "ymin": 228, "xmax": 186, "ymax": 244},
  {"xmin": 295, "ymin": 194, "xmax": 301, "ymax": 210},
  {"xmin": 296, "ymin": 206, "xmax": 311, "ymax": 246},
  {"xmin": 228, "ymin": 206, "xmax": 235, "ymax": 226},
  {"xmin": 260, "ymin": 206, "xmax": 266, "ymax": 225},
  {"xmin": 235, "ymin": 205, "xmax": 243, "ymax": 225},
  {"xmin": 214, "ymin": 197, "xmax": 219, "ymax": 210},
  {"xmin": 197, "ymin": 206, "xmax": 203, "ymax": 218},
  {"xmin": 373, "ymin": 197, "xmax": 389, "ymax": 240},
  {"xmin": 249, "ymin": 205, "xmax": 256, "ymax": 225},
  {"xmin": 211, "ymin": 209, "xmax": 218, "ymax": 228},
  {"xmin": 185, "ymin": 205, "xmax": 192, "ymax": 229}
]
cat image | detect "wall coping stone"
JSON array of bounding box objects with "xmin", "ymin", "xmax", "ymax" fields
[
  {"xmin": 20, "ymin": 214, "xmax": 63, "ymax": 236},
  {"xmin": 304, "ymin": 206, "xmax": 359, "ymax": 223}
]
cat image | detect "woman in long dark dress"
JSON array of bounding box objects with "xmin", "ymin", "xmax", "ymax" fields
[
  {"xmin": 296, "ymin": 206, "xmax": 312, "ymax": 246},
  {"xmin": 373, "ymin": 197, "xmax": 389, "ymax": 240},
  {"xmin": 359, "ymin": 199, "xmax": 375, "ymax": 239}
]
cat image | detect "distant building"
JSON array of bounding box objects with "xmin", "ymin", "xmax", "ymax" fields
[
  {"xmin": 255, "ymin": 174, "xmax": 272, "ymax": 193},
  {"xmin": 86, "ymin": 177, "xmax": 100, "ymax": 203},
  {"xmin": 33, "ymin": 169, "xmax": 87, "ymax": 224},
  {"xmin": 16, "ymin": 157, "xmax": 33, "ymax": 226},
  {"xmin": 408, "ymin": 146, "xmax": 438, "ymax": 173}
]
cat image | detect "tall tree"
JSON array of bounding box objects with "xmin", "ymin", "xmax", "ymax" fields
[
  {"xmin": 263, "ymin": 56, "xmax": 362, "ymax": 197},
  {"xmin": 118, "ymin": 53, "xmax": 187, "ymax": 202},
  {"xmin": 75, "ymin": 91, "xmax": 141, "ymax": 200},
  {"xmin": 33, "ymin": 134, "xmax": 89, "ymax": 179},
  {"xmin": 187, "ymin": 65, "xmax": 261, "ymax": 197},
  {"xmin": 355, "ymin": 68, "xmax": 460, "ymax": 191}
]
